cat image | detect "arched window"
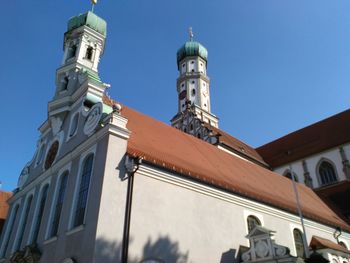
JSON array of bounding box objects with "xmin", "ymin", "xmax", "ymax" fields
[
  {"xmin": 1, "ymin": 204, "xmax": 19, "ymax": 257},
  {"xmin": 31, "ymin": 184, "xmax": 49, "ymax": 243},
  {"xmin": 247, "ymin": 215, "xmax": 261, "ymax": 233},
  {"xmin": 318, "ymin": 161, "xmax": 337, "ymax": 186},
  {"xmin": 85, "ymin": 46, "xmax": 93, "ymax": 61},
  {"xmin": 293, "ymin": 229, "xmax": 305, "ymax": 258},
  {"xmin": 15, "ymin": 195, "xmax": 33, "ymax": 251},
  {"xmin": 284, "ymin": 170, "xmax": 298, "ymax": 182},
  {"xmin": 50, "ymin": 172, "xmax": 69, "ymax": 237},
  {"xmin": 73, "ymin": 154, "xmax": 94, "ymax": 227}
]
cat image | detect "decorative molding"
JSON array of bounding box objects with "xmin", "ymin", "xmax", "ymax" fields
[
  {"xmin": 65, "ymin": 225, "xmax": 84, "ymax": 237},
  {"xmin": 241, "ymin": 226, "xmax": 296, "ymax": 262},
  {"xmin": 83, "ymin": 102, "xmax": 103, "ymax": 136},
  {"xmin": 7, "ymin": 121, "xmax": 114, "ymax": 204},
  {"xmin": 302, "ymin": 160, "xmax": 313, "ymax": 188},
  {"xmin": 42, "ymin": 236, "xmax": 57, "ymax": 245},
  {"xmin": 339, "ymin": 147, "xmax": 350, "ymax": 180},
  {"xmin": 10, "ymin": 245, "xmax": 41, "ymax": 263}
]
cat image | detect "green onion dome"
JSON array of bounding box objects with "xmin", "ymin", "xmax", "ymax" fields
[
  {"xmin": 177, "ymin": 41, "xmax": 208, "ymax": 67},
  {"xmin": 67, "ymin": 11, "xmax": 107, "ymax": 36}
]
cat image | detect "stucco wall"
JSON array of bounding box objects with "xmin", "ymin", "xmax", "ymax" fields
[{"xmin": 128, "ymin": 164, "xmax": 350, "ymax": 263}]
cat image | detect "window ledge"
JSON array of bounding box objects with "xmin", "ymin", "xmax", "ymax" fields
[
  {"xmin": 66, "ymin": 225, "xmax": 84, "ymax": 236},
  {"xmin": 59, "ymin": 90, "xmax": 68, "ymax": 95},
  {"xmin": 43, "ymin": 236, "xmax": 58, "ymax": 245}
]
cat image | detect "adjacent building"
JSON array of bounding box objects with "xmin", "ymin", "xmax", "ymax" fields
[
  {"xmin": 257, "ymin": 109, "xmax": 350, "ymax": 226},
  {"xmin": 0, "ymin": 192, "xmax": 12, "ymax": 237}
]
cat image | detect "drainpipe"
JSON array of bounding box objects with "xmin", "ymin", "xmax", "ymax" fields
[
  {"xmin": 121, "ymin": 156, "xmax": 141, "ymax": 263},
  {"xmin": 289, "ymin": 164, "xmax": 310, "ymax": 258}
]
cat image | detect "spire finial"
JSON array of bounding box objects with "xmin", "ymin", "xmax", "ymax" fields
[
  {"xmin": 91, "ymin": 0, "xmax": 97, "ymax": 13},
  {"xmin": 189, "ymin": 27, "xmax": 194, "ymax": 41}
]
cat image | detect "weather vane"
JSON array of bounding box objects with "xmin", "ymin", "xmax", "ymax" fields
[
  {"xmin": 91, "ymin": 0, "xmax": 97, "ymax": 13},
  {"xmin": 189, "ymin": 27, "xmax": 194, "ymax": 41}
]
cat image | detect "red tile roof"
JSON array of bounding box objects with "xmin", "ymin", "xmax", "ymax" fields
[
  {"xmin": 0, "ymin": 191, "xmax": 11, "ymax": 219},
  {"xmin": 207, "ymin": 125, "xmax": 268, "ymax": 167},
  {"xmin": 115, "ymin": 104, "xmax": 350, "ymax": 232},
  {"xmin": 310, "ymin": 236, "xmax": 350, "ymax": 254},
  {"xmin": 0, "ymin": 191, "xmax": 12, "ymax": 235},
  {"xmin": 256, "ymin": 109, "xmax": 350, "ymax": 168}
]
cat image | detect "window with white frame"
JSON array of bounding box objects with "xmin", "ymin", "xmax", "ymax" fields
[
  {"xmin": 31, "ymin": 184, "xmax": 49, "ymax": 244},
  {"xmin": 247, "ymin": 215, "xmax": 261, "ymax": 233},
  {"xmin": 50, "ymin": 172, "xmax": 69, "ymax": 237},
  {"xmin": 293, "ymin": 228, "xmax": 305, "ymax": 258},
  {"xmin": 318, "ymin": 160, "xmax": 337, "ymax": 186},
  {"xmin": 14, "ymin": 195, "xmax": 33, "ymax": 251},
  {"xmin": 0, "ymin": 204, "xmax": 20, "ymax": 258},
  {"xmin": 73, "ymin": 154, "xmax": 94, "ymax": 228}
]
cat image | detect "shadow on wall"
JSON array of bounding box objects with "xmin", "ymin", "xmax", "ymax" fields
[
  {"xmin": 95, "ymin": 235, "xmax": 189, "ymax": 263},
  {"xmin": 141, "ymin": 235, "xmax": 188, "ymax": 263},
  {"xmin": 94, "ymin": 238, "xmax": 124, "ymax": 263}
]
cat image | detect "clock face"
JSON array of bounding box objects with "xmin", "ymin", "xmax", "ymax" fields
[{"xmin": 45, "ymin": 141, "xmax": 59, "ymax": 170}]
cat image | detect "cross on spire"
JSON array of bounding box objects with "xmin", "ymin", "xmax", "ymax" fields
[
  {"xmin": 91, "ymin": 0, "xmax": 97, "ymax": 13},
  {"xmin": 189, "ymin": 27, "xmax": 194, "ymax": 41}
]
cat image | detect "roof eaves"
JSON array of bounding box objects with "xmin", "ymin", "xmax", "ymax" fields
[{"xmin": 126, "ymin": 147, "xmax": 350, "ymax": 232}]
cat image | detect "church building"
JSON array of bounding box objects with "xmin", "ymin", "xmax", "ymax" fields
[{"xmin": 1, "ymin": 9, "xmax": 350, "ymax": 263}]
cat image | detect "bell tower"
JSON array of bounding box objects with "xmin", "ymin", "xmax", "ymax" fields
[
  {"xmin": 54, "ymin": 11, "xmax": 107, "ymax": 99},
  {"xmin": 171, "ymin": 29, "xmax": 219, "ymax": 139}
]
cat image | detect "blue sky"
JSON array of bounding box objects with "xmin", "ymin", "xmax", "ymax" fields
[{"xmin": 1, "ymin": 0, "xmax": 350, "ymax": 191}]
